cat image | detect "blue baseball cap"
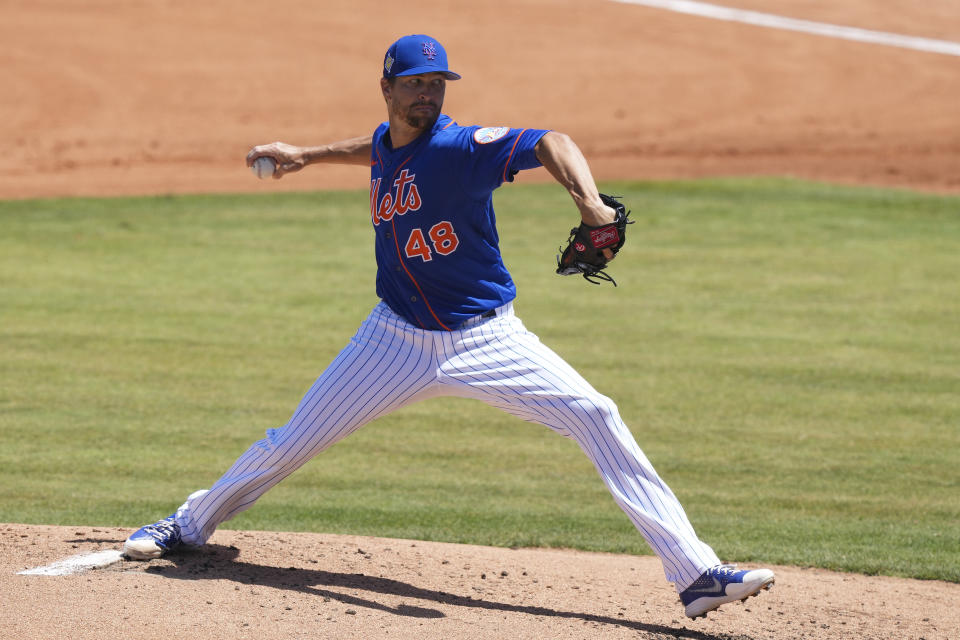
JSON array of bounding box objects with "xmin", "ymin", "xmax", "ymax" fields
[{"xmin": 383, "ymin": 35, "xmax": 461, "ymax": 80}]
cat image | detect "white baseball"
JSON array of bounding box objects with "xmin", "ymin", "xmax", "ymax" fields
[{"xmin": 251, "ymin": 156, "xmax": 276, "ymax": 180}]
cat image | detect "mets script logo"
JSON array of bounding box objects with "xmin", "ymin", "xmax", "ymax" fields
[
  {"xmin": 371, "ymin": 169, "xmax": 422, "ymax": 225},
  {"xmin": 473, "ymin": 126, "xmax": 509, "ymax": 144},
  {"xmin": 422, "ymin": 42, "xmax": 438, "ymax": 60}
]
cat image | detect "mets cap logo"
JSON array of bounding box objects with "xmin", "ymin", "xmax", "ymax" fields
[
  {"xmin": 474, "ymin": 126, "xmax": 509, "ymax": 144},
  {"xmin": 422, "ymin": 41, "xmax": 438, "ymax": 60}
]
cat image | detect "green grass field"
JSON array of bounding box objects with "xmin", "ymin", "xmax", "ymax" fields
[{"xmin": 1, "ymin": 178, "xmax": 957, "ymax": 582}]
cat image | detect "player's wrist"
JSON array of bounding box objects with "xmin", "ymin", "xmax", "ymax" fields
[{"xmin": 579, "ymin": 199, "xmax": 614, "ymax": 226}]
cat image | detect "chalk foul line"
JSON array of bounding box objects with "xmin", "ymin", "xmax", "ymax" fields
[
  {"xmin": 18, "ymin": 549, "xmax": 124, "ymax": 576},
  {"xmin": 613, "ymin": 0, "xmax": 960, "ymax": 57}
]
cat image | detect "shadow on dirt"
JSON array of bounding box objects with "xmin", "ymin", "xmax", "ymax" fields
[
  {"xmin": 144, "ymin": 544, "xmax": 753, "ymax": 640},
  {"xmin": 67, "ymin": 537, "xmax": 126, "ymax": 545}
]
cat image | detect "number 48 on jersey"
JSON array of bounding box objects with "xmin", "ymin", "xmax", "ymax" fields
[{"xmin": 405, "ymin": 221, "xmax": 459, "ymax": 262}]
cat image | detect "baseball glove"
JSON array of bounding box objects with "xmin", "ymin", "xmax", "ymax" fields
[{"xmin": 556, "ymin": 193, "xmax": 632, "ymax": 285}]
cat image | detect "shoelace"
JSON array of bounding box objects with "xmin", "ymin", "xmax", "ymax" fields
[{"xmin": 144, "ymin": 518, "xmax": 178, "ymax": 538}]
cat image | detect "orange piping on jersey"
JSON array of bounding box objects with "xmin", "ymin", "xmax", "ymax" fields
[{"xmin": 501, "ymin": 128, "xmax": 527, "ymax": 184}]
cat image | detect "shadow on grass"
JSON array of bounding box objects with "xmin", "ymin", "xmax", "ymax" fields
[{"xmin": 145, "ymin": 544, "xmax": 751, "ymax": 640}]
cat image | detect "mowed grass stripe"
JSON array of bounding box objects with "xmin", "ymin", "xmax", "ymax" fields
[{"xmin": 1, "ymin": 178, "xmax": 957, "ymax": 582}]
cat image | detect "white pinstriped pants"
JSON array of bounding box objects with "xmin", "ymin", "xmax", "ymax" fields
[{"xmin": 175, "ymin": 301, "xmax": 720, "ymax": 591}]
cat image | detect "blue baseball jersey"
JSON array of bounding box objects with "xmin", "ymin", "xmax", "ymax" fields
[{"xmin": 369, "ymin": 114, "xmax": 549, "ymax": 330}]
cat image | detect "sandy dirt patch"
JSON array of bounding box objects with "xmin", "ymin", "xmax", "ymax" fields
[
  {"xmin": 1, "ymin": 0, "xmax": 958, "ymax": 199},
  {"xmin": 5, "ymin": 524, "xmax": 959, "ymax": 640}
]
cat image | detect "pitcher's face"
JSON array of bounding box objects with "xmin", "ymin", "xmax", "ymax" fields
[{"xmin": 382, "ymin": 72, "xmax": 447, "ymax": 131}]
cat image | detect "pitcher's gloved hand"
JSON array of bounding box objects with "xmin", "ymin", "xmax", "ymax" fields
[{"xmin": 556, "ymin": 193, "xmax": 632, "ymax": 285}]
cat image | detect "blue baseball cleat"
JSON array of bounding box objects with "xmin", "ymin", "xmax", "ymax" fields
[
  {"xmin": 680, "ymin": 564, "xmax": 775, "ymax": 618},
  {"xmin": 123, "ymin": 515, "xmax": 182, "ymax": 560}
]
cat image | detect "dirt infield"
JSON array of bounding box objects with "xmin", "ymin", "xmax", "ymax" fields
[
  {"xmin": 1, "ymin": 0, "xmax": 959, "ymax": 200},
  {"xmin": 6, "ymin": 524, "xmax": 960, "ymax": 640},
  {"xmin": 3, "ymin": 1, "xmax": 959, "ymax": 639}
]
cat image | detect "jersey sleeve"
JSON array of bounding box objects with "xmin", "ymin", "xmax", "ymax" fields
[{"xmin": 459, "ymin": 126, "xmax": 550, "ymax": 198}]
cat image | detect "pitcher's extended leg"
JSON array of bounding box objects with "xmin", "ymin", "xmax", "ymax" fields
[
  {"xmin": 437, "ymin": 309, "xmax": 720, "ymax": 590},
  {"xmin": 124, "ymin": 303, "xmax": 440, "ymax": 559}
]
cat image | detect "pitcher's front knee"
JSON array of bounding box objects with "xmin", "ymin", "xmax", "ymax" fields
[{"xmin": 570, "ymin": 393, "xmax": 620, "ymax": 425}]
